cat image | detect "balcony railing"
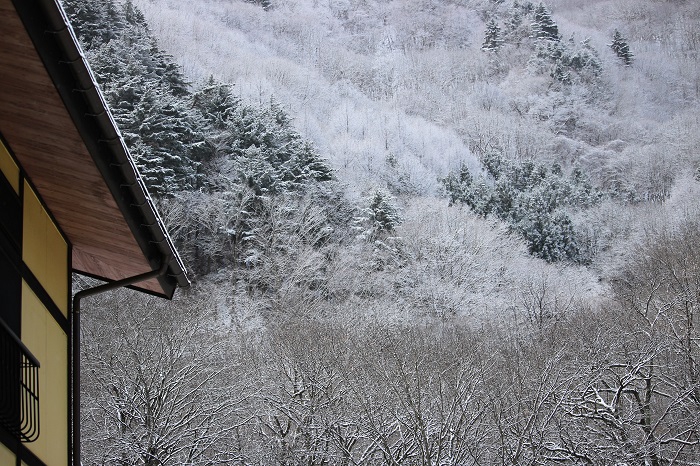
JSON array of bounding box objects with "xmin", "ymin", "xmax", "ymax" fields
[{"xmin": 0, "ymin": 317, "xmax": 40, "ymax": 442}]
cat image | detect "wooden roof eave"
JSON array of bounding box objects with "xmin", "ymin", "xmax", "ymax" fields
[{"xmin": 12, "ymin": 0, "xmax": 190, "ymax": 297}]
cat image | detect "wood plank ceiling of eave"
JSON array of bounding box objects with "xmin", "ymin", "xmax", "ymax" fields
[{"xmin": 0, "ymin": 0, "xmax": 164, "ymax": 294}]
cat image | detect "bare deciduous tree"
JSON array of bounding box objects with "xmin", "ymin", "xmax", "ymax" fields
[{"xmin": 81, "ymin": 289, "xmax": 251, "ymax": 465}]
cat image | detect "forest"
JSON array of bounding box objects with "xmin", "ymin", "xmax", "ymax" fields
[{"xmin": 62, "ymin": 0, "xmax": 700, "ymax": 464}]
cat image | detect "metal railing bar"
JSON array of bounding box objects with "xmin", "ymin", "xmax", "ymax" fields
[
  {"xmin": 0, "ymin": 315, "xmax": 40, "ymax": 442},
  {"xmin": 0, "ymin": 318, "xmax": 40, "ymax": 367}
]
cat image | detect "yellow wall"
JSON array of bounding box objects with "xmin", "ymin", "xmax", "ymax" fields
[
  {"xmin": 12, "ymin": 178, "xmax": 70, "ymax": 466},
  {"xmin": 1, "ymin": 136, "xmax": 73, "ymax": 466},
  {"xmin": 0, "ymin": 139, "xmax": 19, "ymax": 194},
  {"xmin": 21, "ymin": 282, "xmax": 68, "ymax": 466},
  {"xmin": 22, "ymin": 181, "xmax": 68, "ymax": 317}
]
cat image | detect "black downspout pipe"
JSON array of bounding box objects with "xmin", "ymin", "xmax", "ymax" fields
[{"xmin": 71, "ymin": 259, "xmax": 169, "ymax": 466}]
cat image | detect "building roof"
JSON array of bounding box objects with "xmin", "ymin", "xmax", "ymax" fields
[{"xmin": 0, "ymin": 0, "xmax": 189, "ymax": 298}]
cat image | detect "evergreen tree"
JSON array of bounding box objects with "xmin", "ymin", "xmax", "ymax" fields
[
  {"xmin": 69, "ymin": 0, "xmax": 188, "ymax": 97},
  {"xmin": 224, "ymin": 100, "xmax": 335, "ymax": 195},
  {"xmin": 610, "ymin": 29, "xmax": 634, "ymax": 66},
  {"xmin": 353, "ymin": 189, "xmax": 402, "ymax": 241},
  {"xmin": 282, "ymin": 143, "xmax": 335, "ymax": 188},
  {"xmin": 533, "ymin": 35, "xmax": 602, "ymax": 85},
  {"xmin": 126, "ymin": 87, "xmax": 207, "ymax": 195},
  {"xmin": 442, "ymin": 164, "xmax": 474, "ymax": 206},
  {"xmin": 369, "ymin": 189, "xmax": 401, "ymax": 233},
  {"xmin": 482, "ymin": 19, "xmax": 504, "ymax": 52},
  {"xmin": 482, "ymin": 149, "xmax": 505, "ymax": 179},
  {"xmin": 566, "ymin": 38, "xmax": 602, "ymax": 78},
  {"xmin": 515, "ymin": 209, "xmax": 579, "ymax": 262},
  {"xmin": 94, "ymin": 47, "xmax": 207, "ymax": 197},
  {"xmin": 191, "ymin": 77, "xmax": 243, "ymax": 160},
  {"xmin": 62, "ymin": 0, "xmax": 123, "ymax": 50},
  {"xmin": 531, "ymin": 3, "xmax": 559, "ymax": 42},
  {"xmin": 103, "ymin": 80, "xmax": 209, "ymax": 197},
  {"xmin": 192, "ymin": 77, "xmax": 240, "ymax": 130},
  {"xmin": 442, "ymin": 152, "xmax": 601, "ymax": 263},
  {"xmin": 64, "ymin": 0, "xmax": 203, "ymax": 196}
]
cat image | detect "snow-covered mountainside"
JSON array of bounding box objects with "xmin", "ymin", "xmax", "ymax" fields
[{"xmin": 136, "ymin": 0, "xmax": 700, "ymax": 193}]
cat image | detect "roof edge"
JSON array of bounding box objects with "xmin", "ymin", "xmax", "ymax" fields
[{"xmin": 13, "ymin": 0, "xmax": 190, "ymax": 296}]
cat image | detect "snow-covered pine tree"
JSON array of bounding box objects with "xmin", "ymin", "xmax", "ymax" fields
[
  {"xmin": 515, "ymin": 209, "xmax": 579, "ymax": 262},
  {"xmin": 482, "ymin": 149, "xmax": 505, "ymax": 180},
  {"xmin": 282, "ymin": 142, "xmax": 335, "ymax": 189},
  {"xmin": 482, "ymin": 19, "xmax": 504, "ymax": 52},
  {"xmin": 533, "ymin": 34, "xmax": 602, "ymax": 85},
  {"xmin": 443, "ymin": 151, "xmax": 600, "ymax": 263},
  {"xmin": 353, "ymin": 189, "xmax": 402, "ymax": 241},
  {"xmin": 227, "ymin": 100, "xmax": 334, "ymax": 195},
  {"xmin": 191, "ymin": 77, "xmax": 243, "ymax": 161},
  {"xmin": 192, "ymin": 77, "xmax": 240, "ymax": 131},
  {"xmin": 531, "ymin": 3, "xmax": 559, "ymax": 42},
  {"xmin": 566, "ymin": 37, "xmax": 603, "ymax": 81},
  {"xmin": 62, "ymin": 0, "xmax": 123, "ymax": 50},
  {"xmin": 127, "ymin": 87, "xmax": 208, "ymax": 195},
  {"xmin": 64, "ymin": 0, "xmax": 206, "ymax": 196},
  {"xmin": 610, "ymin": 29, "xmax": 633, "ymax": 66},
  {"xmin": 368, "ymin": 188, "xmax": 401, "ymax": 231},
  {"xmin": 441, "ymin": 164, "xmax": 474, "ymax": 206}
]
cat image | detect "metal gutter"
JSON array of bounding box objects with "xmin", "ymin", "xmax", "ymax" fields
[
  {"xmin": 12, "ymin": 0, "xmax": 190, "ymax": 297},
  {"xmin": 71, "ymin": 261, "xmax": 170, "ymax": 466}
]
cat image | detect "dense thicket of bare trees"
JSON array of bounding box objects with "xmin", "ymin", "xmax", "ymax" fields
[
  {"xmin": 80, "ymin": 212, "xmax": 700, "ymax": 464},
  {"xmin": 80, "ymin": 290, "xmax": 252, "ymax": 464}
]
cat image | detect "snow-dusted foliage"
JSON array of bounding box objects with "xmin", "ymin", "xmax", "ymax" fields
[
  {"xmin": 609, "ymin": 28, "xmax": 634, "ymax": 66},
  {"xmin": 531, "ymin": 2, "xmax": 559, "ymax": 42},
  {"xmin": 64, "ymin": 0, "xmax": 207, "ymax": 195},
  {"xmin": 442, "ymin": 151, "xmax": 601, "ymax": 263},
  {"xmin": 353, "ymin": 189, "xmax": 402, "ymax": 241},
  {"xmin": 482, "ymin": 18, "xmax": 504, "ymax": 52}
]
